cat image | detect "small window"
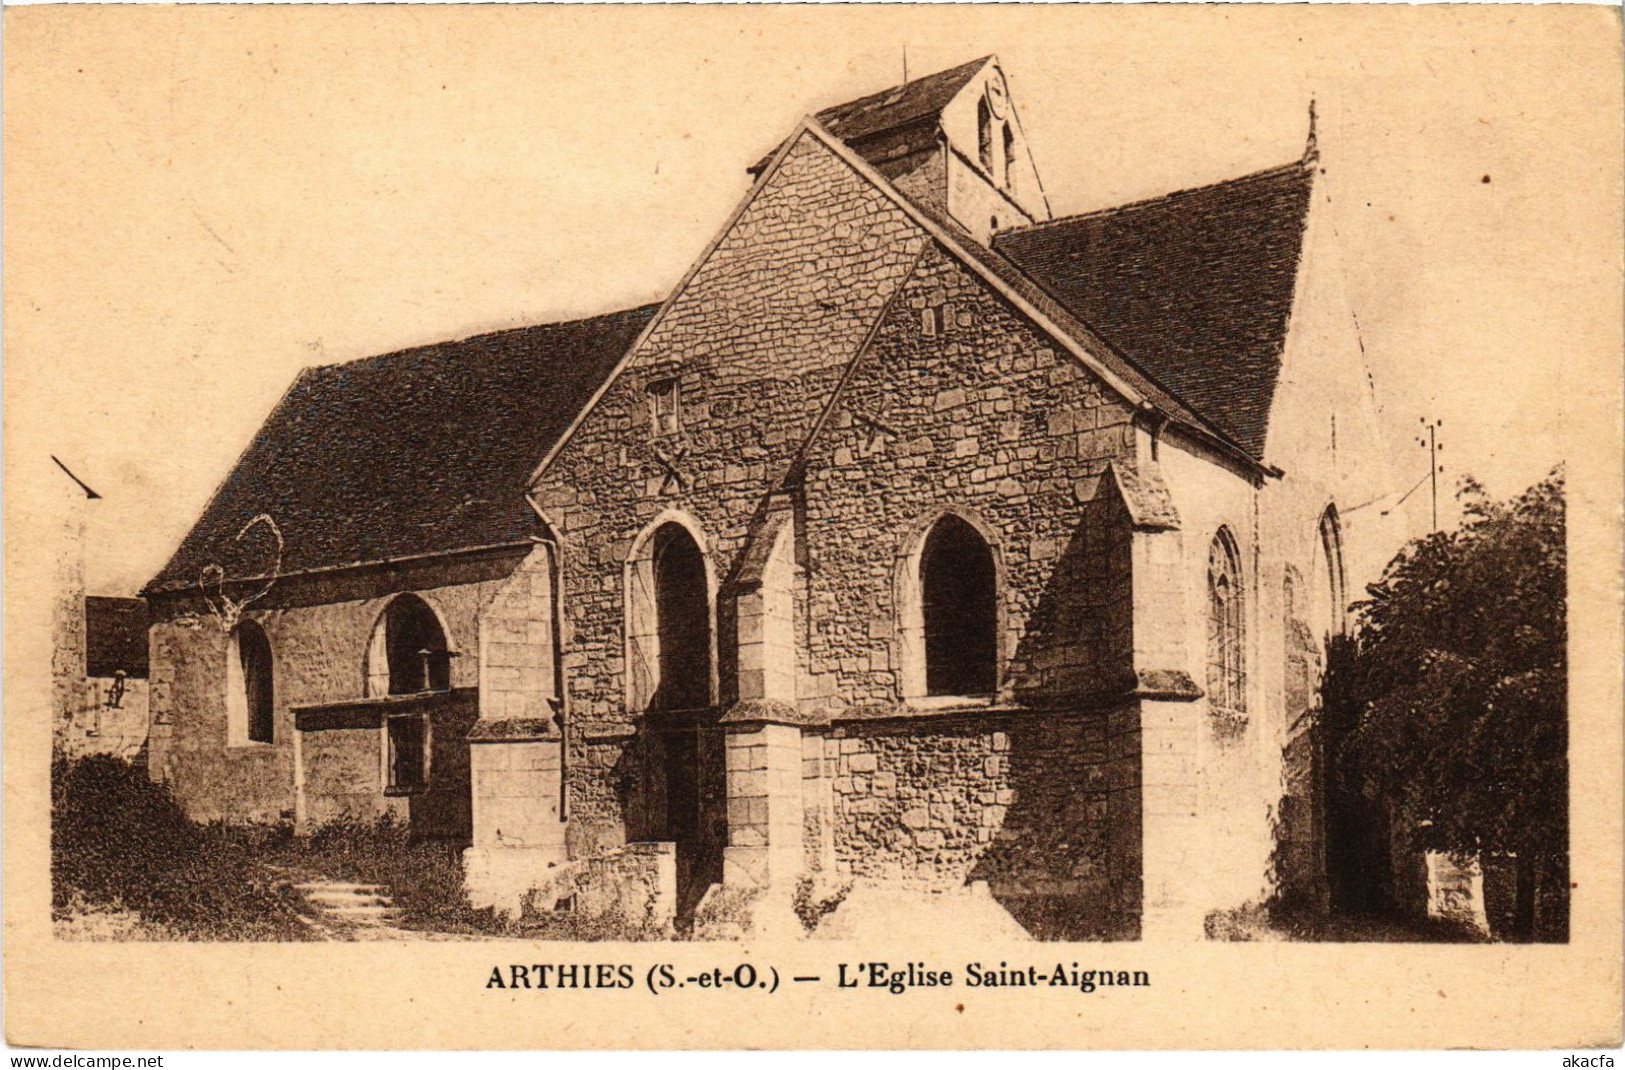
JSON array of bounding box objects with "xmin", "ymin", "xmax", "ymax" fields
[
  {"xmin": 1206, "ymin": 530, "xmax": 1246, "ymax": 727},
  {"xmin": 648, "ymin": 377, "xmax": 681, "ymax": 437},
  {"xmin": 977, "ymin": 98, "xmax": 994, "ymax": 174},
  {"xmin": 386, "ymin": 713, "xmax": 429, "ymax": 795},
  {"xmin": 1319, "ymin": 506, "xmax": 1347, "ymax": 637},
  {"xmin": 1002, "ymin": 123, "xmax": 1016, "ymax": 188},
  {"xmin": 227, "ymin": 620, "xmax": 275, "ymax": 746},
  {"xmin": 920, "ymin": 305, "xmax": 948, "ymax": 338}
]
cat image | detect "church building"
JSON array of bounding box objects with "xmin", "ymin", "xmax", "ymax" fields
[{"xmin": 142, "ymin": 57, "xmax": 1401, "ymax": 939}]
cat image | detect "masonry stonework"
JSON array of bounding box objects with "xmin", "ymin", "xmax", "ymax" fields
[
  {"xmin": 143, "ymin": 58, "xmax": 1404, "ymax": 941},
  {"xmin": 148, "ymin": 555, "xmax": 519, "ymax": 831}
]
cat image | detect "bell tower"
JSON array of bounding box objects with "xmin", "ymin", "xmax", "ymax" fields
[
  {"xmin": 937, "ymin": 60, "xmax": 1052, "ymax": 243},
  {"xmin": 797, "ymin": 56, "xmax": 1053, "ymax": 247}
]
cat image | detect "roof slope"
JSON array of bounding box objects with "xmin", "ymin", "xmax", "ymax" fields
[
  {"xmin": 994, "ymin": 162, "xmax": 1315, "ymax": 459},
  {"xmin": 85, "ymin": 596, "xmax": 149, "ymax": 678},
  {"xmin": 146, "ymin": 305, "xmax": 657, "ymax": 594},
  {"xmin": 815, "ymin": 56, "xmax": 990, "ymax": 144},
  {"xmin": 751, "ymin": 57, "xmax": 990, "ymax": 175}
]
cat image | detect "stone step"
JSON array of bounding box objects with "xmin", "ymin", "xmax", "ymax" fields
[
  {"xmin": 323, "ymin": 905, "xmax": 403, "ymax": 921},
  {"xmin": 293, "ymin": 882, "xmax": 389, "ymax": 895},
  {"xmin": 302, "ymin": 891, "xmax": 394, "ymax": 908}
]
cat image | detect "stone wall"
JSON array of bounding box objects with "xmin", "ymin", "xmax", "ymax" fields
[
  {"xmin": 531, "ymin": 131, "xmax": 1143, "ymax": 914},
  {"xmin": 514, "ymin": 841, "xmax": 678, "ymax": 934},
  {"xmin": 811, "ymin": 708, "xmax": 1135, "ymax": 939},
  {"xmin": 533, "ymin": 130, "xmax": 931, "ymax": 847},
  {"xmin": 478, "ymin": 544, "xmax": 559, "ymax": 722},
  {"xmin": 300, "ymin": 706, "xmax": 391, "ymax": 828},
  {"xmin": 58, "ymin": 677, "xmax": 150, "ymax": 763},
  {"xmin": 146, "ymin": 553, "xmax": 519, "ymax": 827},
  {"xmin": 799, "ymin": 242, "xmax": 1138, "ymax": 712}
]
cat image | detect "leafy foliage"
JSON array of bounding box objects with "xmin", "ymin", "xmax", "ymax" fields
[
  {"xmin": 52, "ymin": 755, "xmax": 310, "ymax": 940},
  {"xmin": 1336, "ymin": 469, "xmax": 1566, "ymax": 860}
]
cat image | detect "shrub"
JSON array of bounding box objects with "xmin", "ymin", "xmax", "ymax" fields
[
  {"xmin": 792, "ymin": 876, "xmax": 850, "ymax": 934},
  {"xmin": 52, "ymin": 755, "xmax": 309, "ymax": 940}
]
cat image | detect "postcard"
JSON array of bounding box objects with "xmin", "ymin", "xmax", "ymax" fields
[{"xmin": 4, "ymin": 4, "xmax": 1621, "ymax": 1051}]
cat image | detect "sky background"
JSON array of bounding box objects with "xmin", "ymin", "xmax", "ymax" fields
[{"xmin": 5, "ymin": 5, "xmax": 1620, "ymax": 596}]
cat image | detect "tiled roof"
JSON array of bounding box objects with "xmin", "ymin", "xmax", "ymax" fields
[
  {"xmin": 815, "ymin": 56, "xmax": 991, "ymax": 144},
  {"xmin": 145, "ymin": 306, "xmax": 657, "ymax": 594},
  {"xmin": 751, "ymin": 56, "xmax": 991, "ymax": 175},
  {"xmin": 995, "ymin": 162, "xmax": 1315, "ymax": 459},
  {"xmin": 85, "ymin": 596, "xmax": 149, "ymax": 678}
]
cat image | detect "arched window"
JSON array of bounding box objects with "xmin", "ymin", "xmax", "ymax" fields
[
  {"xmin": 977, "ymin": 97, "xmax": 994, "ymax": 173},
  {"xmin": 368, "ymin": 594, "xmax": 451, "ymax": 697},
  {"xmin": 227, "ymin": 619, "xmax": 274, "ymax": 746},
  {"xmin": 651, "ymin": 523, "xmax": 712, "ymax": 712},
  {"xmin": 1319, "ymin": 506, "xmax": 1347, "ymax": 637},
  {"xmin": 920, "ymin": 514, "xmax": 998, "ymax": 697},
  {"xmin": 1001, "ymin": 122, "xmax": 1016, "ymax": 188},
  {"xmin": 1206, "ymin": 529, "xmax": 1246, "ymax": 725}
]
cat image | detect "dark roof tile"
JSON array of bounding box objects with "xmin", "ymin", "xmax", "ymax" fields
[
  {"xmin": 995, "ymin": 162, "xmax": 1315, "ymax": 459},
  {"xmin": 146, "ymin": 305, "xmax": 656, "ymax": 594},
  {"xmin": 815, "ymin": 56, "xmax": 990, "ymax": 144},
  {"xmin": 751, "ymin": 56, "xmax": 990, "ymax": 175}
]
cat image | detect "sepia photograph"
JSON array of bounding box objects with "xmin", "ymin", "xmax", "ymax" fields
[{"xmin": 4, "ymin": 3, "xmax": 1620, "ymax": 1052}]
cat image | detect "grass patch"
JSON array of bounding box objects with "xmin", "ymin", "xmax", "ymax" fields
[
  {"xmin": 52, "ymin": 755, "xmax": 311, "ymax": 941},
  {"xmin": 1205, "ymin": 900, "xmax": 1492, "ymax": 943}
]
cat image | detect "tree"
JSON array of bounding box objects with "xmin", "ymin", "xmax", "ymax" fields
[{"xmin": 1335, "ymin": 468, "xmax": 1566, "ymax": 940}]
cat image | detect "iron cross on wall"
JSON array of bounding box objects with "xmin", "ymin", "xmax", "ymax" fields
[
  {"xmin": 851, "ymin": 406, "xmax": 898, "ymax": 457},
  {"xmin": 652, "ymin": 444, "xmax": 690, "ymax": 495}
]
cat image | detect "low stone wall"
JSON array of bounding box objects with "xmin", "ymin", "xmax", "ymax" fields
[
  {"xmin": 518, "ymin": 842, "xmax": 678, "ymax": 934},
  {"xmin": 57, "ymin": 677, "xmax": 151, "ymax": 762}
]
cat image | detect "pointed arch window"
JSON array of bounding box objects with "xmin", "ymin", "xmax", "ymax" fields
[
  {"xmin": 226, "ymin": 619, "xmax": 274, "ymax": 746},
  {"xmin": 1001, "ymin": 123, "xmax": 1016, "ymax": 188},
  {"xmin": 977, "ymin": 98, "xmax": 994, "ymax": 174},
  {"xmin": 1206, "ymin": 529, "xmax": 1246, "ymax": 727},
  {"xmin": 1319, "ymin": 506, "xmax": 1347, "ymax": 637},
  {"xmin": 626, "ymin": 515, "xmax": 716, "ymax": 715},
  {"xmin": 920, "ymin": 514, "xmax": 998, "ymax": 697},
  {"xmin": 367, "ymin": 594, "xmax": 452, "ymax": 698}
]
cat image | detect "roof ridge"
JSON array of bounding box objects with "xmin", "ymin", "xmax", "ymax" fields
[
  {"xmin": 798, "ymin": 118, "xmax": 1265, "ymax": 472},
  {"xmin": 999, "ymin": 158, "xmax": 1311, "ymax": 238},
  {"xmin": 305, "ymin": 302, "xmax": 662, "ymax": 374},
  {"xmin": 814, "ymin": 55, "xmax": 992, "ymax": 123}
]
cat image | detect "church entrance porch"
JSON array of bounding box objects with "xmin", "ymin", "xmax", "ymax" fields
[{"xmin": 644, "ymin": 713, "xmax": 727, "ymax": 922}]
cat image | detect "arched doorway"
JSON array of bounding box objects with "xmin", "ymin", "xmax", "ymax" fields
[
  {"xmin": 629, "ymin": 518, "xmax": 723, "ymax": 918},
  {"xmin": 921, "ymin": 514, "xmax": 999, "ymax": 697}
]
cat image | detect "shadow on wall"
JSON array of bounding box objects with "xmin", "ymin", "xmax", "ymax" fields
[
  {"xmin": 611, "ymin": 722, "xmax": 726, "ymax": 925},
  {"xmin": 1007, "ymin": 491, "xmax": 1134, "ymax": 709},
  {"xmin": 964, "ymin": 712, "xmax": 1137, "ymax": 941},
  {"xmin": 967, "ymin": 493, "xmax": 1137, "ymax": 940}
]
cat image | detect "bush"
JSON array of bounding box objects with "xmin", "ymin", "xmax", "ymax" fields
[{"xmin": 52, "ymin": 755, "xmax": 309, "ymax": 940}]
